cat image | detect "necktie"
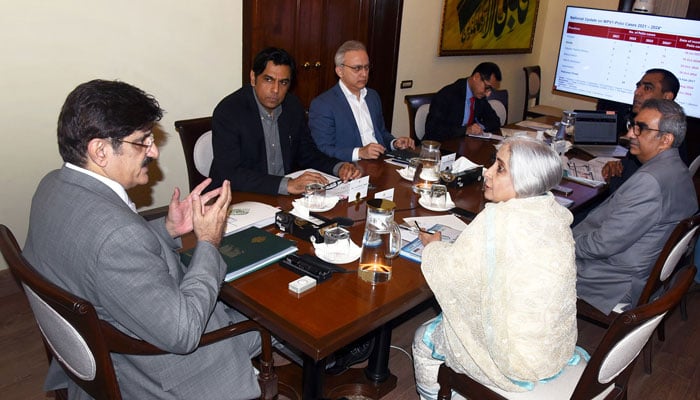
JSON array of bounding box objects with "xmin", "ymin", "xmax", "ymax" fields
[{"xmin": 467, "ymin": 97, "xmax": 476, "ymax": 126}]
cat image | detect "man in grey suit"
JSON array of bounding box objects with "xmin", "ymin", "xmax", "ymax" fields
[
  {"xmin": 575, "ymin": 99, "xmax": 697, "ymax": 315},
  {"xmin": 23, "ymin": 80, "xmax": 263, "ymax": 399}
]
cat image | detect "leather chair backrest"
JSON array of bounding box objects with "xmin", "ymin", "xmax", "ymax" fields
[
  {"xmin": 405, "ymin": 93, "xmax": 435, "ymax": 142},
  {"xmin": 175, "ymin": 117, "xmax": 213, "ymax": 190},
  {"xmin": 193, "ymin": 131, "xmax": 213, "ymax": 177}
]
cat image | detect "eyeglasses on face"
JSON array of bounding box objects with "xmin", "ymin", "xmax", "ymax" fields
[
  {"xmin": 479, "ymin": 74, "xmax": 494, "ymax": 94},
  {"xmin": 626, "ymin": 120, "xmax": 663, "ymax": 137},
  {"xmin": 341, "ymin": 64, "xmax": 371, "ymax": 73},
  {"xmin": 115, "ymin": 134, "xmax": 155, "ymax": 151}
]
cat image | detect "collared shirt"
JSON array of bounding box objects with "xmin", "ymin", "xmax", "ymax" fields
[
  {"xmin": 462, "ymin": 81, "xmax": 475, "ymax": 127},
  {"xmin": 251, "ymin": 90, "xmax": 290, "ymax": 194},
  {"xmin": 339, "ymin": 81, "xmax": 378, "ymax": 161},
  {"xmin": 462, "ymin": 80, "xmax": 485, "ymax": 130},
  {"xmin": 65, "ymin": 162, "xmax": 137, "ymax": 212}
]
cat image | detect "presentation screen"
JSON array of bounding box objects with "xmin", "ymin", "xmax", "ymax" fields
[{"xmin": 553, "ymin": 7, "xmax": 700, "ymax": 118}]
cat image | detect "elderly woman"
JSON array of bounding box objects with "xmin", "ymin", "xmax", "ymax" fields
[{"xmin": 413, "ymin": 136, "xmax": 577, "ymax": 399}]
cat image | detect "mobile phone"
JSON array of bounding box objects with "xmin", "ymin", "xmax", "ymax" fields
[{"xmin": 451, "ymin": 207, "xmax": 477, "ymax": 221}]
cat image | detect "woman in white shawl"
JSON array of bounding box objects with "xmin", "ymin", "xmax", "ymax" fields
[{"xmin": 413, "ymin": 136, "xmax": 577, "ymax": 399}]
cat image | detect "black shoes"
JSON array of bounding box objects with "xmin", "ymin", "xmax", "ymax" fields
[{"xmin": 325, "ymin": 337, "xmax": 375, "ymax": 375}]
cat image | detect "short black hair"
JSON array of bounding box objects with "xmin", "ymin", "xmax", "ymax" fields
[
  {"xmin": 645, "ymin": 68, "xmax": 680, "ymax": 98},
  {"xmin": 57, "ymin": 80, "xmax": 163, "ymax": 166},
  {"xmin": 472, "ymin": 62, "xmax": 502, "ymax": 82},
  {"xmin": 252, "ymin": 47, "xmax": 297, "ymax": 84}
]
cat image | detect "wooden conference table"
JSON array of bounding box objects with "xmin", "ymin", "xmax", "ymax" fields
[{"xmin": 215, "ymin": 133, "xmax": 605, "ymax": 399}]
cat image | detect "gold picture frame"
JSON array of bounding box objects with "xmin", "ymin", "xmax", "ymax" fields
[{"xmin": 439, "ymin": 0, "xmax": 540, "ymax": 56}]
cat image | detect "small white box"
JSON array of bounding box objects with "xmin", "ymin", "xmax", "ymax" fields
[{"xmin": 288, "ymin": 276, "xmax": 317, "ymax": 294}]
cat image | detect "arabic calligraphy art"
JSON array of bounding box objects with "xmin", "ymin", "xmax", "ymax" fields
[{"xmin": 439, "ymin": 0, "xmax": 539, "ymax": 56}]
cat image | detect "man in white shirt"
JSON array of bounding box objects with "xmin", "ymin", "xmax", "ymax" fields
[{"xmin": 309, "ymin": 40, "xmax": 414, "ymax": 161}]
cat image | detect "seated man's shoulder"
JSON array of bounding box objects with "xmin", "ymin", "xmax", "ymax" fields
[
  {"xmin": 214, "ymin": 87, "xmax": 249, "ymax": 114},
  {"xmin": 310, "ymin": 85, "xmax": 338, "ymax": 108},
  {"xmin": 438, "ymin": 78, "xmax": 465, "ymax": 93}
]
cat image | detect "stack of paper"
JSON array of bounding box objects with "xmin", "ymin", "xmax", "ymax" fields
[{"xmin": 225, "ymin": 201, "xmax": 280, "ymax": 236}]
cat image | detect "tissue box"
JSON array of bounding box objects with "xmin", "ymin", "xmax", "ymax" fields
[{"xmin": 443, "ymin": 167, "xmax": 482, "ymax": 188}]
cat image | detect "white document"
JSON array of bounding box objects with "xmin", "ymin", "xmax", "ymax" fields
[
  {"xmin": 564, "ymin": 157, "xmax": 613, "ymax": 186},
  {"xmin": 402, "ymin": 214, "xmax": 468, "ymax": 232},
  {"xmin": 516, "ymin": 120, "xmax": 554, "ymax": 130},
  {"xmin": 285, "ymin": 168, "xmax": 350, "ymax": 198},
  {"xmin": 225, "ymin": 201, "xmax": 280, "ymax": 236},
  {"xmin": 374, "ymin": 188, "xmax": 394, "ymax": 201},
  {"xmin": 346, "ymin": 175, "xmax": 370, "ymax": 201}
]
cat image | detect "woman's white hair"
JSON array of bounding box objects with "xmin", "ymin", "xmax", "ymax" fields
[{"xmin": 504, "ymin": 136, "xmax": 562, "ymax": 198}]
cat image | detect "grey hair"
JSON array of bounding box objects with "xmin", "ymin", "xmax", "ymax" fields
[
  {"xmin": 334, "ymin": 40, "xmax": 367, "ymax": 67},
  {"xmin": 504, "ymin": 136, "xmax": 563, "ymax": 197},
  {"xmin": 640, "ymin": 98, "xmax": 686, "ymax": 148}
]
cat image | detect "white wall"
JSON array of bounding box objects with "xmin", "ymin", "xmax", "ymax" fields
[
  {"xmin": 0, "ymin": 0, "xmax": 616, "ymax": 270},
  {"xmin": 0, "ymin": 0, "xmax": 243, "ymax": 270},
  {"xmin": 390, "ymin": 0, "xmax": 615, "ymax": 136}
]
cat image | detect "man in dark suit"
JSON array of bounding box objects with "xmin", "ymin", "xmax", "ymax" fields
[
  {"xmin": 424, "ymin": 62, "xmax": 502, "ymax": 141},
  {"xmin": 209, "ymin": 47, "xmax": 360, "ymax": 195},
  {"xmin": 23, "ymin": 80, "xmax": 264, "ymax": 399},
  {"xmin": 309, "ymin": 40, "xmax": 414, "ymax": 161}
]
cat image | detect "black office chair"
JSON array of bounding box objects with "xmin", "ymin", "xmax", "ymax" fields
[
  {"xmin": 174, "ymin": 117, "xmax": 213, "ymax": 190},
  {"xmin": 404, "ymin": 93, "xmax": 435, "ymax": 142},
  {"xmin": 0, "ymin": 224, "xmax": 278, "ymax": 400},
  {"xmin": 523, "ymin": 66, "xmax": 563, "ymax": 120}
]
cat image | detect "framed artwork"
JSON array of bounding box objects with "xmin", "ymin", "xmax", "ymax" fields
[{"xmin": 439, "ymin": 0, "xmax": 540, "ymax": 56}]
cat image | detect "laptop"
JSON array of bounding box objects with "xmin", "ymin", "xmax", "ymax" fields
[{"xmin": 573, "ymin": 110, "xmax": 628, "ymax": 157}]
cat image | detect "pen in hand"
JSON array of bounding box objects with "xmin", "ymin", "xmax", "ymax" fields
[{"xmin": 414, "ymin": 221, "xmax": 429, "ymax": 233}]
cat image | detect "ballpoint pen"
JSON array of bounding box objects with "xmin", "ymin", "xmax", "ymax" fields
[{"xmin": 414, "ymin": 221, "xmax": 429, "ymax": 233}]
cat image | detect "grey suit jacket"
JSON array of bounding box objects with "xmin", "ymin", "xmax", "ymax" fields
[
  {"xmin": 574, "ymin": 149, "xmax": 697, "ymax": 314},
  {"xmin": 23, "ymin": 166, "xmax": 261, "ymax": 399}
]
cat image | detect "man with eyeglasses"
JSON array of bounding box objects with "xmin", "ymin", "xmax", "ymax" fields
[
  {"xmin": 23, "ymin": 80, "xmax": 267, "ymax": 399},
  {"xmin": 308, "ymin": 40, "xmax": 414, "ymax": 161},
  {"xmin": 574, "ymin": 99, "xmax": 697, "ymax": 315},
  {"xmin": 209, "ymin": 47, "xmax": 360, "ymax": 195},
  {"xmin": 602, "ymin": 68, "xmax": 689, "ymax": 191},
  {"xmin": 424, "ymin": 62, "xmax": 502, "ymax": 141}
]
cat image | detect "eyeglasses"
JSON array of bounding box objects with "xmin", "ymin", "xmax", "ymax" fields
[
  {"xmin": 341, "ymin": 64, "xmax": 371, "ymax": 73},
  {"xmin": 116, "ymin": 134, "xmax": 155, "ymax": 151},
  {"xmin": 480, "ymin": 74, "xmax": 494, "ymax": 94},
  {"xmin": 626, "ymin": 120, "xmax": 663, "ymax": 137}
]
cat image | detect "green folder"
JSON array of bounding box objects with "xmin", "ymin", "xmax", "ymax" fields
[{"xmin": 181, "ymin": 227, "xmax": 297, "ymax": 282}]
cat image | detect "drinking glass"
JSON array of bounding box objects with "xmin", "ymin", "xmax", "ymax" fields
[
  {"xmin": 304, "ymin": 183, "xmax": 326, "ymax": 210},
  {"xmin": 430, "ymin": 184, "xmax": 448, "ymax": 209},
  {"xmin": 323, "ymin": 226, "xmax": 351, "ymax": 262}
]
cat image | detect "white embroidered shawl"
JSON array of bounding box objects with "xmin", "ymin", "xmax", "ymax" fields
[{"xmin": 421, "ymin": 193, "xmax": 577, "ymax": 391}]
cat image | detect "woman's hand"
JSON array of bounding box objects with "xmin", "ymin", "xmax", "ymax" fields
[{"xmin": 419, "ymin": 231, "xmax": 442, "ymax": 246}]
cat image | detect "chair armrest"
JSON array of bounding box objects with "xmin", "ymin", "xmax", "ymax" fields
[
  {"xmin": 138, "ymin": 206, "xmax": 169, "ymax": 221},
  {"xmin": 576, "ymin": 298, "xmax": 618, "ymax": 328},
  {"xmin": 101, "ymin": 319, "xmax": 277, "ymax": 399}
]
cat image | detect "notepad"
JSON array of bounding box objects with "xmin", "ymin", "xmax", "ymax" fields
[{"xmin": 399, "ymin": 224, "xmax": 462, "ymax": 263}]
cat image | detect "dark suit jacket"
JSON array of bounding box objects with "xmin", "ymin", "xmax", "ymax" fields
[
  {"xmin": 23, "ymin": 167, "xmax": 261, "ymax": 399},
  {"xmin": 424, "ymin": 78, "xmax": 501, "ymax": 141},
  {"xmin": 209, "ymin": 85, "xmax": 340, "ymax": 194},
  {"xmin": 309, "ymin": 83, "xmax": 395, "ymax": 161}
]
